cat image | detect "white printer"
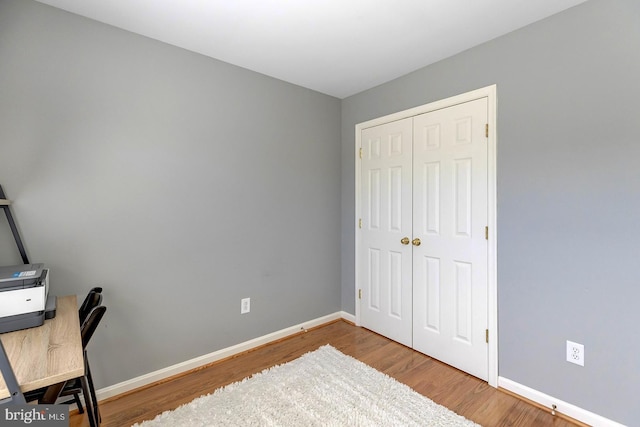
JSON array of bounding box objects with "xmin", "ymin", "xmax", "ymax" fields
[{"xmin": 0, "ymin": 263, "xmax": 56, "ymax": 333}]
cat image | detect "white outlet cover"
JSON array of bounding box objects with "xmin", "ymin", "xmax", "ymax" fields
[
  {"xmin": 241, "ymin": 298, "xmax": 251, "ymax": 314},
  {"xmin": 566, "ymin": 340, "xmax": 584, "ymax": 366}
]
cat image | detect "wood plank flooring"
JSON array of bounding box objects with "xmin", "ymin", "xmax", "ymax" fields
[{"xmin": 71, "ymin": 320, "xmax": 580, "ymax": 426}]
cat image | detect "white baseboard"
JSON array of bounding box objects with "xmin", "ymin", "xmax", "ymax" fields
[
  {"xmin": 340, "ymin": 311, "xmax": 355, "ymax": 324},
  {"xmin": 96, "ymin": 311, "xmax": 351, "ymax": 402},
  {"xmin": 498, "ymin": 377, "xmax": 627, "ymax": 427}
]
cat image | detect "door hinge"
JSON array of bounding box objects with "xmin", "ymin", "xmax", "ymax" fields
[
  {"xmin": 485, "ymin": 124, "xmax": 489, "ymax": 138},
  {"xmin": 485, "ymin": 226, "xmax": 488, "ymax": 240},
  {"xmin": 358, "ymin": 218, "xmax": 362, "ymax": 229},
  {"xmin": 359, "ymin": 147, "xmax": 363, "ymax": 159},
  {"xmin": 486, "ymin": 329, "xmax": 489, "ymax": 343},
  {"xmin": 358, "ymin": 289, "xmax": 362, "ymax": 300}
]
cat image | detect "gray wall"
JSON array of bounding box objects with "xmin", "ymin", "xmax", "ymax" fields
[
  {"xmin": 342, "ymin": 0, "xmax": 640, "ymax": 424},
  {"xmin": 0, "ymin": 0, "xmax": 341, "ymax": 389}
]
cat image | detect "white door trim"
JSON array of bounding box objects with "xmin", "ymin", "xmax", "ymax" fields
[{"xmin": 355, "ymin": 84, "xmax": 498, "ymax": 387}]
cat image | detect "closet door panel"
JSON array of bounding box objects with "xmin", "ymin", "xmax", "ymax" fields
[
  {"xmin": 412, "ymin": 98, "xmax": 489, "ymax": 380},
  {"xmin": 359, "ymin": 118, "xmax": 413, "ymax": 347}
]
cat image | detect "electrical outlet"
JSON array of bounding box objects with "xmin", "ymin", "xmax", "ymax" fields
[
  {"xmin": 241, "ymin": 298, "xmax": 250, "ymax": 314},
  {"xmin": 566, "ymin": 340, "xmax": 584, "ymax": 366}
]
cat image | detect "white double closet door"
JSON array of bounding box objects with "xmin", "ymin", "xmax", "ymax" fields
[{"xmin": 359, "ymin": 97, "xmax": 489, "ymax": 380}]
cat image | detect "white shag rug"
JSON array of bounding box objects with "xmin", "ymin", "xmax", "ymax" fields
[{"xmin": 133, "ymin": 345, "xmax": 481, "ymax": 427}]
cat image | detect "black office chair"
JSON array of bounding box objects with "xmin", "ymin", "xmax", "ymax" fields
[{"xmin": 26, "ymin": 305, "xmax": 107, "ymax": 427}]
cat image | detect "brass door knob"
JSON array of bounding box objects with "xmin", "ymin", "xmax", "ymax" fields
[
  {"xmin": 400, "ymin": 237, "xmax": 410, "ymax": 245},
  {"xmin": 412, "ymin": 238, "xmax": 421, "ymax": 246}
]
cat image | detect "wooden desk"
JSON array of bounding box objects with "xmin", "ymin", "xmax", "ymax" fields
[{"xmin": 0, "ymin": 295, "xmax": 84, "ymax": 400}]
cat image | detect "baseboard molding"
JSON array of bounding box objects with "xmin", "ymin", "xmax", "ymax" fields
[
  {"xmin": 498, "ymin": 377, "xmax": 626, "ymax": 427},
  {"xmin": 340, "ymin": 311, "xmax": 355, "ymax": 324},
  {"xmin": 96, "ymin": 311, "xmax": 352, "ymax": 402}
]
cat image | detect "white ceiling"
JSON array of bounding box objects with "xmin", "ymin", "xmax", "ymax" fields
[{"xmin": 35, "ymin": 0, "xmax": 588, "ymax": 99}]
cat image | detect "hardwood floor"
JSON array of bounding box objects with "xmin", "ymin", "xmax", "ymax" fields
[{"xmin": 71, "ymin": 320, "xmax": 580, "ymax": 426}]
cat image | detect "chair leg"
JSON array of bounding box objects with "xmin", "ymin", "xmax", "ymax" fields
[
  {"xmin": 80, "ymin": 376, "xmax": 97, "ymax": 427},
  {"xmin": 85, "ymin": 357, "xmax": 101, "ymax": 423}
]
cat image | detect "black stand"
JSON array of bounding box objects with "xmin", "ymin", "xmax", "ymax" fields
[
  {"xmin": 0, "ymin": 340, "xmax": 26, "ymax": 405},
  {"xmin": 0, "ymin": 185, "xmax": 30, "ymax": 265}
]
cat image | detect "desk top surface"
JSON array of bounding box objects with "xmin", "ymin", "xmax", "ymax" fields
[{"xmin": 0, "ymin": 295, "xmax": 84, "ymax": 398}]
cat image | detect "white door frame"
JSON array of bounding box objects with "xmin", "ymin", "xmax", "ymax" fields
[{"xmin": 355, "ymin": 85, "xmax": 498, "ymax": 387}]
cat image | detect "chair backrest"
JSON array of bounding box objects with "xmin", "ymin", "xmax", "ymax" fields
[
  {"xmin": 79, "ymin": 287, "xmax": 103, "ymax": 325},
  {"xmin": 81, "ymin": 305, "xmax": 107, "ymax": 349}
]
